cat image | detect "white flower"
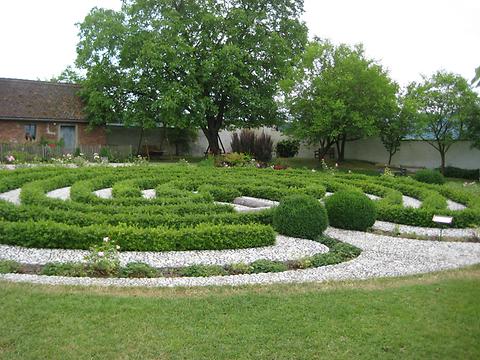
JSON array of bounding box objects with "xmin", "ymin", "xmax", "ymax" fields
[
  {"xmin": 103, "ymin": 236, "xmax": 110, "ymax": 242},
  {"xmin": 97, "ymin": 251, "xmax": 104, "ymax": 257},
  {"xmin": 116, "ymin": 245, "xmax": 120, "ymax": 250},
  {"xmin": 311, "ymin": 169, "xmax": 316, "ymax": 172}
]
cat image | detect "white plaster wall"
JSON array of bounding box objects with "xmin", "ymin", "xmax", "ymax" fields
[
  {"xmin": 344, "ymin": 137, "xmax": 480, "ymax": 170},
  {"xmin": 190, "ymin": 127, "xmax": 319, "ymax": 158}
]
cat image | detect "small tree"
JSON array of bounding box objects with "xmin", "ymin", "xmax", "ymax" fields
[
  {"xmin": 377, "ymin": 91, "xmax": 415, "ymax": 165},
  {"xmin": 282, "ymin": 39, "xmax": 398, "ymax": 161},
  {"xmin": 408, "ymin": 71, "xmax": 480, "ymax": 173}
]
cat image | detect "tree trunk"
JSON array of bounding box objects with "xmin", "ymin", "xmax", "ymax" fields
[
  {"xmin": 336, "ymin": 135, "xmax": 347, "ymax": 162},
  {"xmin": 440, "ymin": 150, "xmax": 446, "ymax": 175},
  {"xmin": 388, "ymin": 151, "xmax": 393, "ymax": 165},
  {"xmin": 136, "ymin": 128, "xmax": 144, "ymax": 156},
  {"xmin": 202, "ymin": 127, "xmax": 221, "ymax": 155}
]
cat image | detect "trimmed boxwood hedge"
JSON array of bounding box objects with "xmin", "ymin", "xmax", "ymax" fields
[
  {"xmin": 325, "ymin": 191, "xmax": 377, "ymax": 231},
  {"xmin": 0, "ymin": 163, "xmax": 478, "ymax": 259},
  {"xmin": 0, "ymin": 220, "xmax": 276, "ymax": 251},
  {"xmin": 273, "ymin": 194, "xmax": 328, "ymax": 239}
]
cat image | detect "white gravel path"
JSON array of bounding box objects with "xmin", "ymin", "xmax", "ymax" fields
[
  {"xmin": 447, "ymin": 199, "xmax": 467, "ymax": 211},
  {"xmin": 0, "ymin": 235, "xmax": 327, "ymax": 267},
  {"xmin": 0, "ymin": 188, "xmax": 21, "ymax": 205},
  {"xmin": 402, "ymin": 195, "xmax": 422, "ymax": 208},
  {"xmin": 93, "ymin": 188, "xmax": 112, "ymax": 199},
  {"xmin": 372, "ymin": 221, "xmax": 477, "ymax": 239},
  {"xmin": 46, "ymin": 187, "xmax": 71, "ymax": 200},
  {"xmin": 233, "ymin": 196, "xmax": 280, "ymax": 208},
  {"xmin": 2, "ymin": 228, "xmax": 480, "ymax": 288}
]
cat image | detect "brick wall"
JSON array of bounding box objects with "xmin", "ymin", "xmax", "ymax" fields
[{"xmin": 0, "ymin": 120, "xmax": 106, "ymax": 146}]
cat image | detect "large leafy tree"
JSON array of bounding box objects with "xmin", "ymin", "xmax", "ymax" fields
[
  {"xmin": 408, "ymin": 71, "xmax": 480, "ymax": 173},
  {"xmin": 282, "ymin": 39, "xmax": 398, "ymax": 161},
  {"xmin": 74, "ymin": 0, "xmax": 307, "ymax": 154}
]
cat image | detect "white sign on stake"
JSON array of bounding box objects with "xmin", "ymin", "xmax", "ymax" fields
[{"xmin": 432, "ymin": 215, "xmax": 453, "ymax": 225}]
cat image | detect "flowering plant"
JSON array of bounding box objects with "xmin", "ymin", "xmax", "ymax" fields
[
  {"xmin": 381, "ymin": 166, "xmax": 395, "ymax": 178},
  {"xmin": 84, "ymin": 236, "xmax": 121, "ymax": 276},
  {"xmin": 321, "ymin": 158, "xmax": 337, "ymax": 176},
  {"xmin": 5, "ymin": 155, "xmax": 15, "ymax": 164}
]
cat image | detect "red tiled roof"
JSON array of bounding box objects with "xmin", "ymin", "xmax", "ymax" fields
[{"xmin": 0, "ymin": 78, "xmax": 86, "ymax": 123}]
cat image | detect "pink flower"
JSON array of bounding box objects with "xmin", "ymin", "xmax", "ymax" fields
[{"xmin": 97, "ymin": 251, "xmax": 104, "ymax": 257}]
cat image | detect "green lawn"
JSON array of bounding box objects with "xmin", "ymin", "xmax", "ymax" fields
[{"xmin": 1, "ymin": 266, "xmax": 479, "ymax": 359}]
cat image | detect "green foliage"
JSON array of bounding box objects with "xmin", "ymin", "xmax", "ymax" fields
[
  {"xmin": 442, "ymin": 167, "xmax": 479, "ymax": 180},
  {"xmin": 407, "ymin": 71, "xmax": 480, "ymax": 171},
  {"xmin": 41, "ymin": 262, "xmax": 87, "ymax": 277},
  {"xmin": 325, "ymin": 191, "xmax": 377, "ymax": 231},
  {"xmin": 0, "ymin": 220, "xmax": 275, "ymax": 252},
  {"xmin": 276, "ymin": 139, "xmax": 300, "ymax": 158},
  {"xmin": 121, "ymin": 262, "xmax": 158, "ymax": 278},
  {"xmin": 75, "ymin": 0, "xmax": 307, "ymax": 154},
  {"xmin": 180, "ymin": 264, "xmax": 227, "ymax": 277},
  {"xmin": 414, "ymin": 169, "xmax": 445, "ymax": 185},
  {"xmin": 0, "ymin": 260, "xmax": 20, "ymax": 274},
  {"xmin": 220, "ymin": 153, "xmax": 253, "ymax": 167},
  {"xmin": 84, "ymin": 236, "xmax": 121, "ymax": 277},
  {"xmin": 250, "ymin": 259, "xmax": 288, "ymax": 274},
  {"xmin": 377, "ymin": 91, "xmax": 415, "ymax": 164},
  {"xmin": 283, "ymin": 39, "xmax": 398, "ymax": 161},
  {"xmin": 273, "ymin": 194, "xmax": 328, "ymax": 239}
]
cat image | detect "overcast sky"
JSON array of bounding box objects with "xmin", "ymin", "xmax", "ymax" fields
[{"xmin": 0, "ymin": 0, "xmax": 478, "ymax": 88}]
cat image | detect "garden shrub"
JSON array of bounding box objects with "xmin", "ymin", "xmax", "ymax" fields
[
  {"xmin": 0, "ymin": 260, "xmax": 20, "ymax": 274},
  {"xmin": 253, "ymin": 131, "xmax": 273, "ymax": 162},
  {"xmin": 441, "ymin": 166, "xmax": 479, "ymax": 180},
  {"xmin": 414, "ymin": 169, "xmax": 445, "ymax": 184},
  {"xmin": 0, "ymin": 220, "xmax": 276, "ymax": 251},
  {"xmin": 231, "ymin": 129, "xmax": 255, "ymax": 154},
  {"xmin": 273, "ymin": 194, "xmax": 328, "ymax": 239},
  {"xmin": 275, "ymin": 139, "xmax": 300, "ymax": 158},
  {"xmin": 220, "ymin": 152, "xmax": 253, "ymax": 167},
  {"xmin": 250, "ymin": 259, "xmax": 288, "ymax": 273},
  {"xmin": 121, "ymin": 262, "xmax": 158, "ymax": 278},
  {"xmin": 41, "ymin": 262, "xmax": 86, "ymax": 277},
  {"xmin": 179, "ymin": 264, "xmax": 227, "ymax": 277},
  {"xmin": 325, "ymin": 190, "xmax": 377, "ymax": 231}
]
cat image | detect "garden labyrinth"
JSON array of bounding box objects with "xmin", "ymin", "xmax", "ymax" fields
[{"xmin": 1, "ymin": 164, "xmax": 480, "ymax": 287}]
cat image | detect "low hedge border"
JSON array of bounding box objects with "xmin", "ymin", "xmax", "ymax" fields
[
  {"xmin": 0, "ymin": 220, "xmax": 276, "ymax": 251},
  {"xmin": 0, "ymin": 235, "xmax": 361, "ymax": 278}
]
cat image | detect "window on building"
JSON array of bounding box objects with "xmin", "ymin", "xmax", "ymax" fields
[{"xmin": 25, "ymin": 124, "xmax": 36, "ymax": 141}]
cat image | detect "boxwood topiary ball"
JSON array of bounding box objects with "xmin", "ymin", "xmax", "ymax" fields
[
  {"xmin": 272, "ymin": 194, "xmax": 328, "ymax": 239},
  {"xmin": 324, "ymin": 191, "xmax": 377, "ymax": 231}
]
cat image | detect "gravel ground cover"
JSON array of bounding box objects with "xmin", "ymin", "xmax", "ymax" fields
[
  {"xmin": 2, "ymin": 227, "xmax": 480, "ymax": 287},
  {"xmin": 0, "ymin": 235, "xmax": 327, "ymax": 267}
]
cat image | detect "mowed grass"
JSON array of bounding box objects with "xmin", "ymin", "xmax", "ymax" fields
[{"xmin": 1, "ymin": 267, "xmax": 480, "ymax": 359}]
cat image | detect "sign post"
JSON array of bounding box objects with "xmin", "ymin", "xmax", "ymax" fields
[{"xmin": 432, "ymin": 215, "xmax": 453, "ymax": 240}]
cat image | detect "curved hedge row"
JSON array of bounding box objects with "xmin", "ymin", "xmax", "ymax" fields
[{"xmin": 0, "ymin": 165, "xmax": 478, "ymax": 253}]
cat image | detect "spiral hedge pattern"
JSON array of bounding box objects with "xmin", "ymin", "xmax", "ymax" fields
[{"xmin": 0, "ymin": 164, "xmax": 478, "ymax": 252}]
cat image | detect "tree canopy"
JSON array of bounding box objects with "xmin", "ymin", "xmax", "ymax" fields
[
  {"xmin": 407, "ymin": 71, "xmax": 480, "ymax": 173},
  {"xmin": 75, "ymin": 0, "xmax": 308, "ymax": 154},
  {"xmin": 282, "ymin": 39, "xmax": 398, "ymax": 161}
]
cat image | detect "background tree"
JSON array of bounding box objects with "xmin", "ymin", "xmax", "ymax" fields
[
  {"xmin": 282, "ymin": 39, "xmax": 398, "ymax": 161},
  {"xmin": 472, "ymin": 66, "xmax": 480, "ymax": 87},
  {"xmin": 75, "ymin": 0, "xmax": 308, "ymax": 154},
  {"xmin": 408, "ymin": 71, "xmax": 480, "ymax": 173},
  {"xmin": 377, "ymin": 90, "xmax": 415, "ymax": 165}
]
